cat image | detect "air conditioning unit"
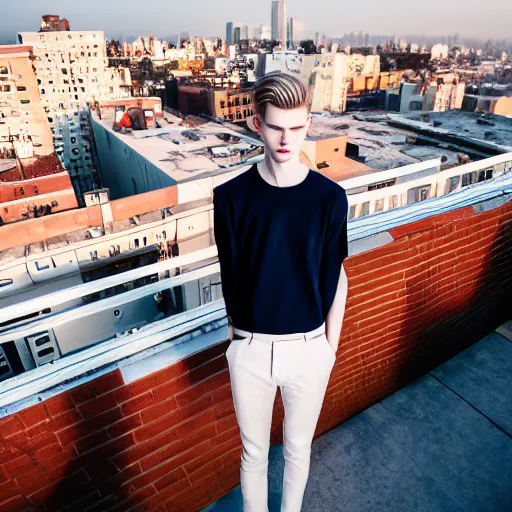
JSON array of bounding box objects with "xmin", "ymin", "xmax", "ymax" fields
[
  {"xmin": 25, "ymin": 330, "xmax": 60, "ymax": 367},
  {"xmin": 83, "ymin": 188, "xmax": 110, "ymax": 207}
]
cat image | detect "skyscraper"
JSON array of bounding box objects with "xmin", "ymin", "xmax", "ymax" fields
[
  {"xmin": 233, "ymin": 26, "xmax": 241, "ymax": 45},
  {"xmin": 278, "ymin": 0, "xmax": 287, "ymax": 47},
  {"xmin": 287, "ymin": 18, "xmax": 294, "ymax": 49},
  {"xmin": 226, "ymin": 22, "xmax": 234, "ymax": 45},
  {"xmin": 271, "ymin": 1, "xmax": 279, "ymax": 41}
]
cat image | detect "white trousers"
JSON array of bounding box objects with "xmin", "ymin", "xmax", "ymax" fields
[{"xmin": 226, "ymin": 322, "xmax": 336, "ymax": 512}]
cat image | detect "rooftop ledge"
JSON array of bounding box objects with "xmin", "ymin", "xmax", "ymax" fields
[
  {"xmin": 0, "ymin": 169, "xmax": 511, "ymax": 417},
  {"xmin": 0, "ymin": 169, "xmax": 510, "ymax": 511}
]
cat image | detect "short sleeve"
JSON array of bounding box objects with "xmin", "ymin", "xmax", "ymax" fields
[
  {"xmin": 318, "ymin": 189, "xmax": 349, "ymax": 319},
  {"xmin": 213, "ymin": 187, "xmax": 238, "ymax": 321}
]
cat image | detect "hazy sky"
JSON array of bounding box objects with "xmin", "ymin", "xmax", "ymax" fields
[{"xmin": 1, "ymin": 0, "xmax": 510, "ymax": 42}]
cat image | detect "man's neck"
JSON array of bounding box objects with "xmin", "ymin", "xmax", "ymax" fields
[{"xmin": 258, "ymin": 153, "xmax": 308, "ymax": 187}]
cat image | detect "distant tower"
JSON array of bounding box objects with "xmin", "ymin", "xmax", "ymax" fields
[
  {"xmin": 226, "ymin": 22, "xmax": 234, "ymax": 45},
  {"xmin": 233, "ymin": 27, "xmax": 241, "ymax": 45},
  {"xmin": 271, "ymin": 1, "xmax": 279, "ymax": 41},
  {"xmin": 287, "ymin": 18, "xmax": 294, "ymax": 49},
  {"xmin": 278, "ymin": 0, "xmax": 287, "ymax": 48}
]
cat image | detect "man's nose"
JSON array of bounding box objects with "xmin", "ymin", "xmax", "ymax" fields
[{"xmin": 280, "ymin": 129, "xmax": 289, "ymax": 145}]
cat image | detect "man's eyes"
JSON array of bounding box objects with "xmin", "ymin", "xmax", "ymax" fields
[{"xmin": 268, "ymin": 126, "xmax": 304, "ymax": 131}]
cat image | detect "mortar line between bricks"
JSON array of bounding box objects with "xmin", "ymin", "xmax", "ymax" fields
[{"xmin": 428, "ymin": 372, "xmax": 512, "ymax": 440}]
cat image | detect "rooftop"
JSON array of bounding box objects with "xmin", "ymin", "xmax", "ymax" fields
[
  {"xmin": 0, "ymin": 172, "xmax": 510, "ymax": 510},
  {"xmin": 308, "ymin": 112, "xmax": 464, "ymax": 171},
  {"xmin": 389, "ymin": 111, "xmax": 512, "ymax": 151},
  {"xmin": 90, "ymin": 108, "xmax": 264, "ymax": 184},
  {"xmin": 202, "ymin": 319, "xmax": 512, "ymax": 512},
  {"xmin": 0, "ymin": 154, "xmax": 65, "ymax": 182}
]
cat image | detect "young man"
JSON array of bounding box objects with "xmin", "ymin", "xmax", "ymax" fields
[{"xmin": 213, "ymin": 71, "xmax": 349, "ymax": 512}]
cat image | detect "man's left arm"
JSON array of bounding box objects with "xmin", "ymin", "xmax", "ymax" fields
[
  {"xmin": 320, "ymin": 189, "xmax": 349, "ymax": 354},
  {"xmin": 325, "ymin": 262, "xmax": 348, "ymax": 353}
]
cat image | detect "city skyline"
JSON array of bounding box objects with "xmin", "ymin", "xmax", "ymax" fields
[{"xmin": 0, "ymin": 0, "xmax": 511, "ymax": 43}]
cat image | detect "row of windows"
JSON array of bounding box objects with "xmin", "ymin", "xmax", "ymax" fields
[
  {"xmin": 0, "ymin": 84, "xmax": 27, "ymax": 92},
  {"xmin": 39, "ymin": 77, "xmax": 87, "ymax": 85},
  {"xmin": 219, "ymin": 96, "xmax": 252, "ymax": 109},
  {"xmin": 225, "ymin": 109, "xmax": 253, "ymax": 121},
  {"xmin": 88, "ymin": 230, "xmax": 170, "ymax": 262},
  {"xmin": 39, "ymin": 33, "xmax": 98, "ymax": 41},
  {"xmin": 349, "ymin": 169, "xmax": 497, "ymax": 220}
]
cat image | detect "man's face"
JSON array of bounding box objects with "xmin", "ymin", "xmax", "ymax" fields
[{"xmin": 255, "ymin": 104, "xmax": 312, "ymax": 164}]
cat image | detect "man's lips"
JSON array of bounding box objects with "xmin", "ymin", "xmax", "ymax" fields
[{"xmin": 277, "ymin": 149, "xmax": 290, "ymax": 153}]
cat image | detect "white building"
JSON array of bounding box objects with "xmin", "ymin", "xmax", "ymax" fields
[{"xmin": 431, "ymin": 44, "xmax": 449, "ymax": 60}]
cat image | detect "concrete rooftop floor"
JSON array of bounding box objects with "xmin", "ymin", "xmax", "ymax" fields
[{"xmin": 201, "ymin": 319, "xmax": 512, "ymax": 512}]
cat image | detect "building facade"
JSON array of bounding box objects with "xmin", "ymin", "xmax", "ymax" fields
[
  {"xmin": 0, "ymin": 46, "xmax": 54, "ymax": 160},
  {"xmin": 17, "ymin": 28, "xmax": 130, "ymax": 202}
]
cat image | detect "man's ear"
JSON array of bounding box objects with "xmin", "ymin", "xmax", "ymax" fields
[{"xmin": 306, "ymin": 115, "xmax": 312, "ymax": 134}]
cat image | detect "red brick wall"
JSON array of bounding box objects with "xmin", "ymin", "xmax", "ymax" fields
[{"xmin": 0, "ymin": 200, "xmax": 510, "ymax": 511}]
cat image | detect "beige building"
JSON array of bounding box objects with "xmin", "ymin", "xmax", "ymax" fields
[
  {"xmin": 309, "ymin": 54, "xmax": 380, "ymax": 113},
  {"xmin": 17, "ymin": 30, "xmax": 129, "ymax": 124},
  {"xmin": 17, "ymin": 28, "xmax": 130, "ymax": 200},
  {"xmin": 212, "ymin": 89, "xmax": 255, "ymax": 123},
  {"xmin": 423, "ymin": 81, "xmax": 466, "ymax": 112},
  {"xmin": 0, "ymin": 45, "xmax": 54, "ymax": 159}
]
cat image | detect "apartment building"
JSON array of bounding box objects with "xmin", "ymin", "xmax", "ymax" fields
[
  {"xmin": 17, "ymin": 22, "xmax": 130, "ymax": 201},
  {"xmin": 0, "ymin": 45, "xmax": 54, "ymax": 159}
]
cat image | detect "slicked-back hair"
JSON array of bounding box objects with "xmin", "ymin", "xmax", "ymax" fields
[{"xmin": 253, "ymin": 71, "xmax": 313, "ymax": 120}]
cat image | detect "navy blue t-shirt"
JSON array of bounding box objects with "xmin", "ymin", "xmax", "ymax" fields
[{"xmin": 213, "ymin": 163, "xmax": 349, "ymax": 335}]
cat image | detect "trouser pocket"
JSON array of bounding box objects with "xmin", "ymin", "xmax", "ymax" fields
[{"xmin": 226, "ymin": 335, "xmax": 250, "ymax": 363}]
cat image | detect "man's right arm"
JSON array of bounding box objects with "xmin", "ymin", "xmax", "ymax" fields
[{"xmin": 213, "ymin": 188, "xmax": 237, "ymax": 341}]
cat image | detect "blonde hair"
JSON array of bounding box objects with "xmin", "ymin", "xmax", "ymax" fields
[{"xmin": 253, "ymin": 71, "xmax": 313, "ymax": 119}]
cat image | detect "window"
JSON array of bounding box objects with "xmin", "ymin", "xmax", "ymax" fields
[
  {"xmin": 0, "ymin": 66, "xmax": 8, "ymax": 75},
  {"xmin": 462, "ymin": 171, "xmax": 477, "ymax": 187},
  {"xmin": 349, "ymin": 205, "xmax": 356, "ymax": 220},
  {"xmin": 374, "ymin": 198, "xmax": 385, "ymax": 212},
  {"xmin": 477, "ymin": 169, "xmax": 493, "ymax": 182},
  {"xmin": 360, "ymin": 202, "xmax": 370, "ymax": 217},
  {"xmin": 17, "ymin": 85, "xmax": 27, "ymax": 92},
  {"xmin": 0, "ymin": 278, "xmax": 13, "ymax": 288},
  {"xmin": 407, "ymin": 185, "xmax": 431, "ymax": 204},
  {"xmin": 20, "ymin": 99, "xmax": 30, "ymax": 104},
  {"xmin": 389, "ymin": 195, "xmax": 399, "ymax": 209},
  {"xmin": 445, "ymin": 176, "xmax": 460, "ymax": 194}
]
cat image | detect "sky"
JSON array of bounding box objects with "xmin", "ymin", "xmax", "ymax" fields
[{"xmin": 1, "ymin": 0, "xmax": 510, "ymax": 43}]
